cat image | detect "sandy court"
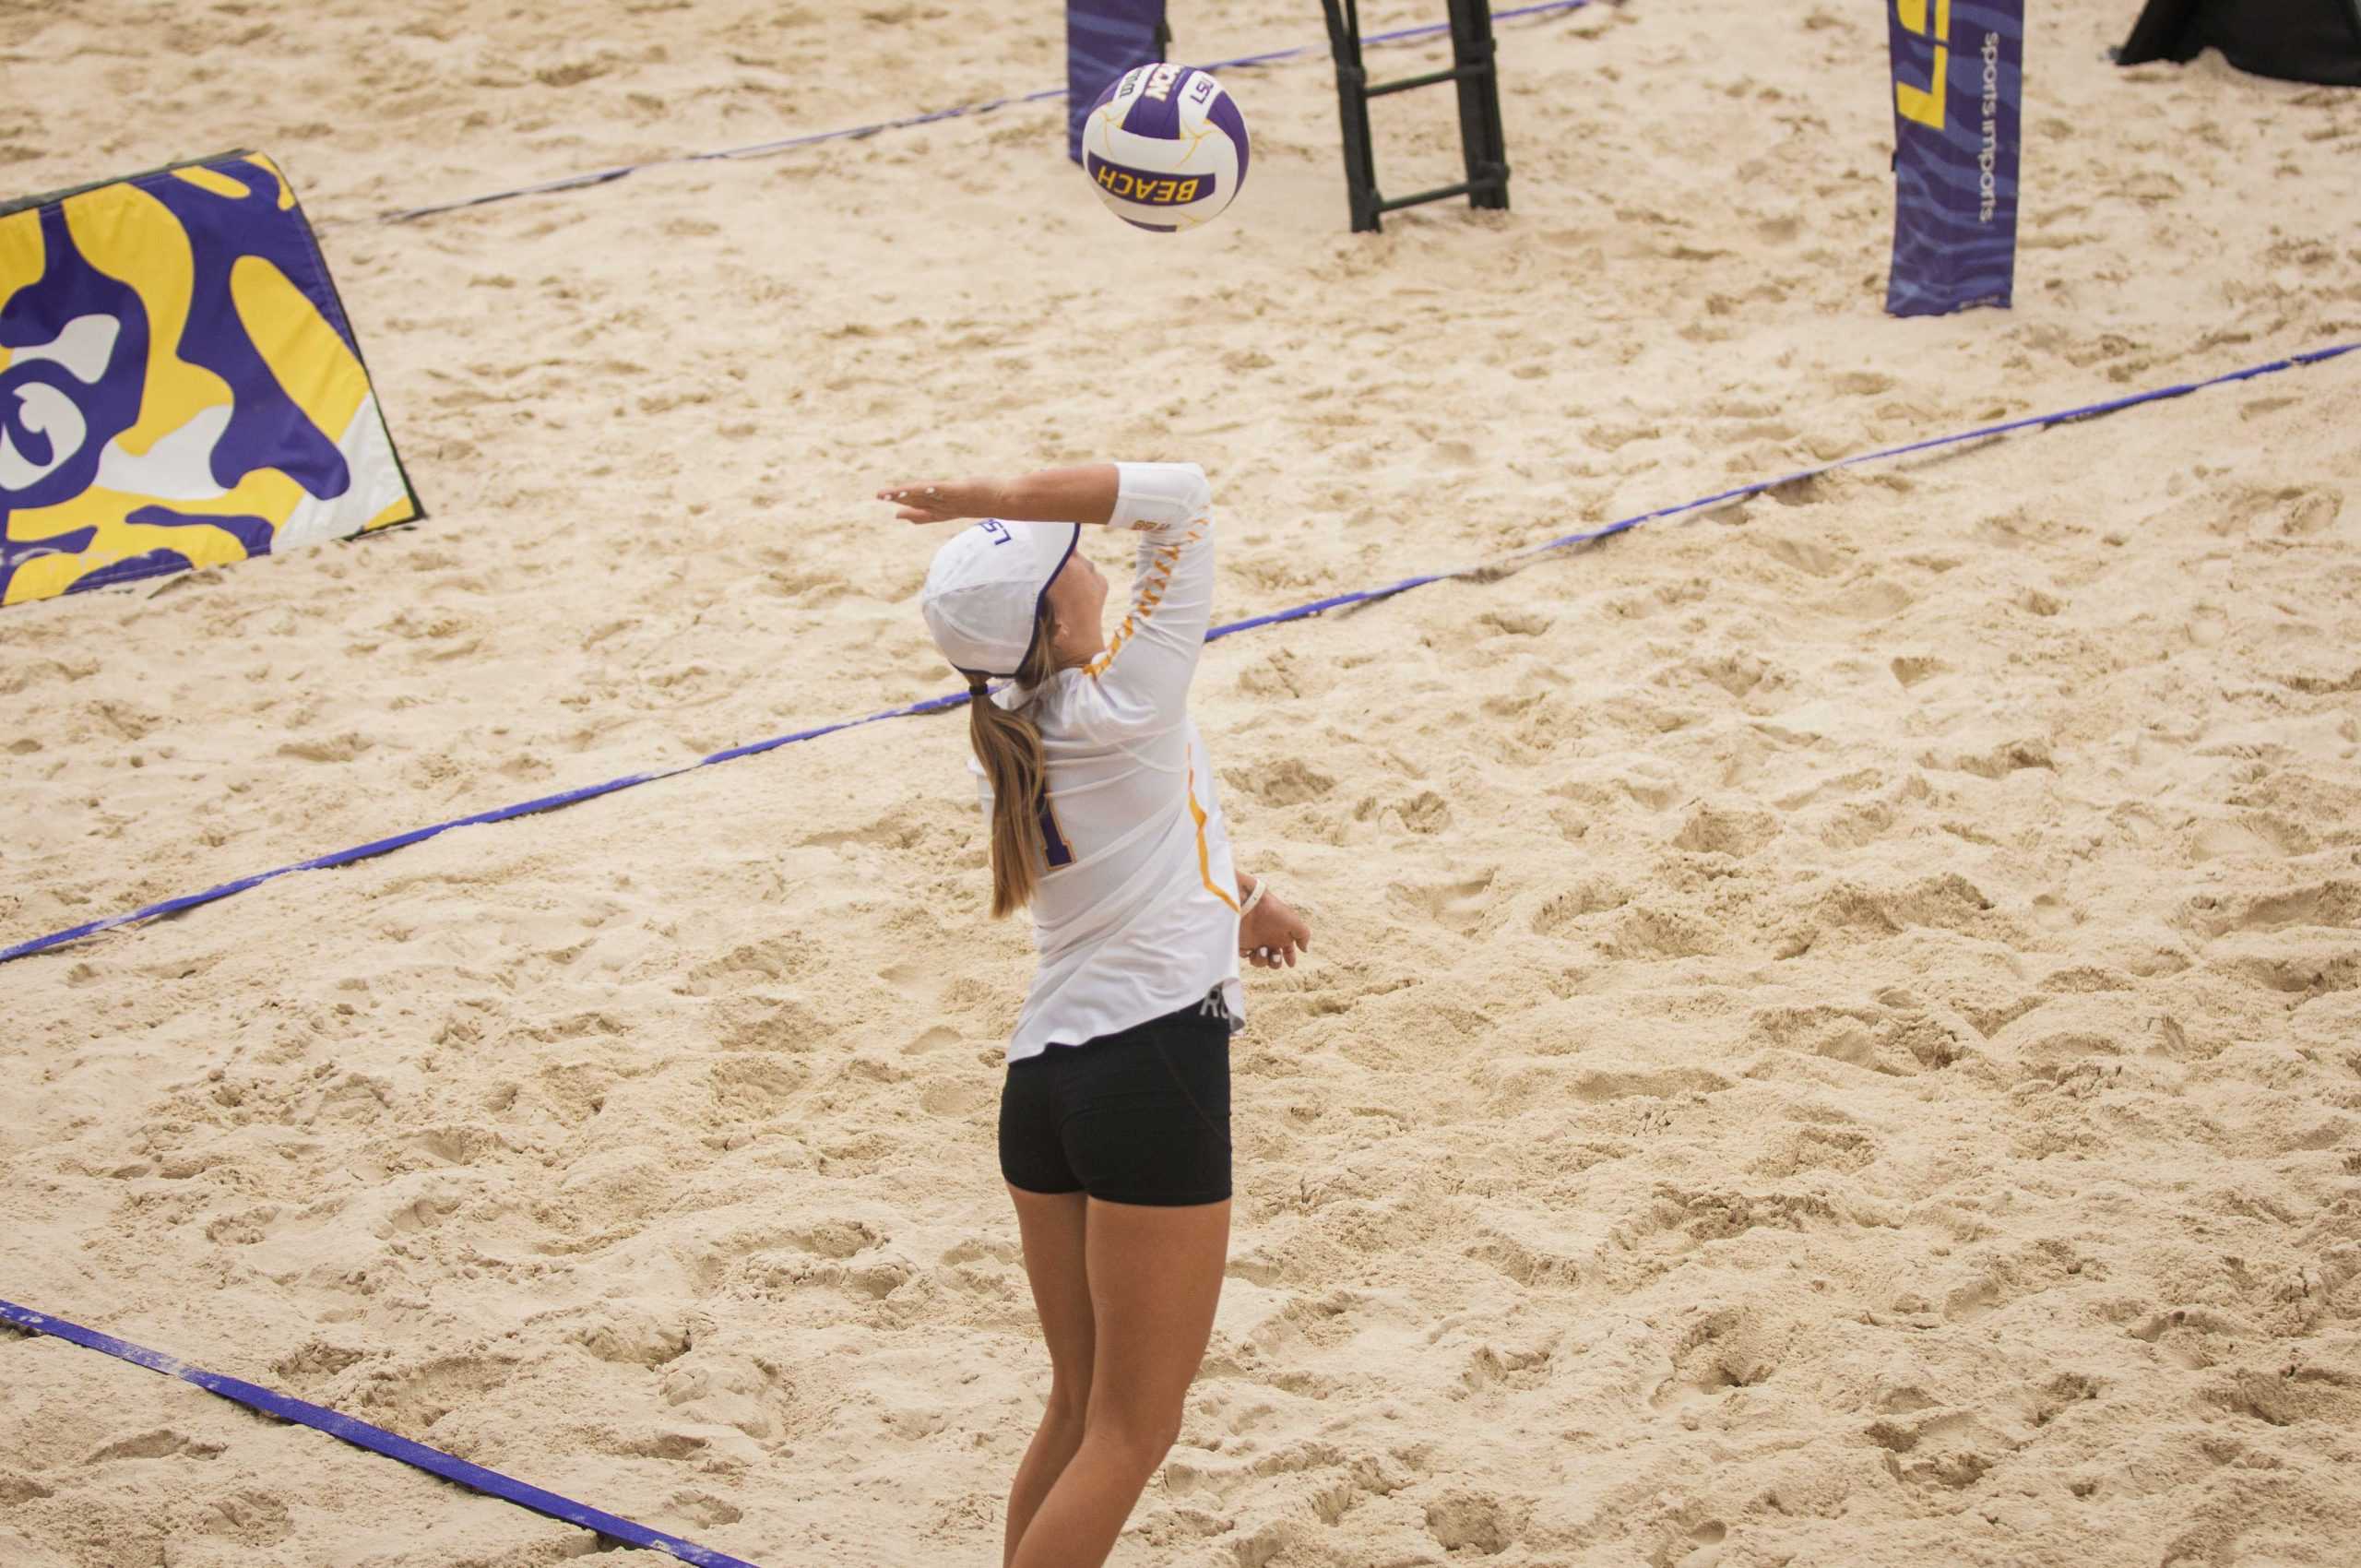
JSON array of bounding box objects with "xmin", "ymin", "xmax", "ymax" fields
[{"xmin": 4, "ymin": 1, "xmax": 2361, "ymax": 1564}]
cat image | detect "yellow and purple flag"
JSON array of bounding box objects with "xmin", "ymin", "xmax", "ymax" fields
[{"xmin": 0, "ymin": 151, "xmax": 420, "ymax": 607}]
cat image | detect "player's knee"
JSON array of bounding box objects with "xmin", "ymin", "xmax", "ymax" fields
[
  {"xmin": 1046, "ymin": 1374, "xmax": 1092, "ymax": 1426},
  {"xmin": 1084, "ymin": 1400, "xmax": 1183, "ymax": 1470}
]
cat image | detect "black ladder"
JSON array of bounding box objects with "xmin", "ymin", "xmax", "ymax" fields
[{"xmin": 1321, "ymin": 0, "xmax": 1511, "ymax": 232}]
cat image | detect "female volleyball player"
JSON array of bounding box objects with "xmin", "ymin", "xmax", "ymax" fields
[{"xmin": 878, "ymin": 460, "xmax": 1311, "ymax": 1568}]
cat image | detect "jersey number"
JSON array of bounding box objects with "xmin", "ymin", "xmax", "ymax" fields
[{"xmin": 1038, "ymin": 795, "xmax": 1074, "ymax": 868}]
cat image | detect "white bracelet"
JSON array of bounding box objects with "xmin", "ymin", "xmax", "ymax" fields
[{"xmin": 1240, "ymin": 880, "xmax": 1267, "ymax": 916}]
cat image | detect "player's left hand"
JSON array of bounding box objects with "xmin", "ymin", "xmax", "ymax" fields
[{"xmin": 1240, "ymin": 893, "xmax": 1311, "ymax": 970}]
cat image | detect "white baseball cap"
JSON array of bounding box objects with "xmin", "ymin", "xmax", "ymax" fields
[{"xmin": 919, "ymin": 519, "xmax": 1082, "ymax": 680}]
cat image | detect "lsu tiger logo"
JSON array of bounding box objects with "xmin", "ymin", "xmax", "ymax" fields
[{"xmin": 0, "ymin": 151, "xmax": 421, "ymax": 607}]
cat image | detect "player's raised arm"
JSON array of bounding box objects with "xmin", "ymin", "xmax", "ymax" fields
[
  {"xmin": 877, "ymin": 465, "xmax": 1118, "ymax": 527},
  {"xmin": 1078, "ymin": 461, "xmax": 1217, "ymax": 732}
]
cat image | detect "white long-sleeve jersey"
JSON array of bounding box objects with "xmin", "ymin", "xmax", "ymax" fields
[{"xmin": 971, "ymin": 460, "xmax": 1245, "ymax": 1062}]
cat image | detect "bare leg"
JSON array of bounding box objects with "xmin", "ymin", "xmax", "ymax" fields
[
  {"xmin": 1009, "ymin": 1195, "xmax": 1230, "ymax": 1568},
  {"xmin": 1004, "ymin": 1185, "xmax": 1095, "ymax": 1568}
]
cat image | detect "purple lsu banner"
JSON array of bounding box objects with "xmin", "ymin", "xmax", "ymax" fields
[
  {"xmin": 1067, "ymin": 0, "xmax": 1167, "ymax": 163},
  {"xmin": 1886, "ymin": 0, "xmax": 2023, "ymax": 316}
]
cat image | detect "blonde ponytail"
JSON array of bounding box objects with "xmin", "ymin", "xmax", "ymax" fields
[{"xmin": 969, "ymin": 615, "xmax": 1065, "ymax": 918}]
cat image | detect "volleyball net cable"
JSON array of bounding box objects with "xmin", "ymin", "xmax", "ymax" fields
[
  {"xmin": 367, "ymin": 0, "xmax": 1599, "ymax": 225},
  {"xmin": 377, "ymin": 1, "xmax": 1596, "ymax": 226},
  {"xmin": 4, "ymin": 337, "xmax": 2353, "ymax": 970},
  {"xmin": 0, "ymin": 1299, "xmax": 764, "ymax": 1565}
]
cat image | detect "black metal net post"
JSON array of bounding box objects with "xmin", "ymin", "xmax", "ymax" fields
[{"xmin": 1320, "ymin": 0, "xmax": 1512, "ymax": 232}]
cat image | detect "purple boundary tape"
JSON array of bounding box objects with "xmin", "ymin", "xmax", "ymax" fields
[
  {"xmin": 0, "ymin": 1298, "xmax": 764, "ymax": 1567},
  {"xmin": 3, "ymin": 338, "xmax": 2354, "ymax": 968},
  {"xmin": 376, "ymin": 1, "xmax": 1596, "ymax": 222}
]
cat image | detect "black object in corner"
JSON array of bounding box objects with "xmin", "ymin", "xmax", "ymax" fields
[{"xmin": 2117, "ymin": 0, "xmax": 2361, "ymax": 87}]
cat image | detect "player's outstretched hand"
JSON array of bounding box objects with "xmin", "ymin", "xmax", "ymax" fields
[{"xmin": 877, "ymin": 480, "xmax": 1003, "ymax": 524}]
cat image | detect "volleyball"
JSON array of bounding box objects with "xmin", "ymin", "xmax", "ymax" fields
[{"xmin": 1080, "ymin": 63, "xmax": 1250, "ymax": 232}]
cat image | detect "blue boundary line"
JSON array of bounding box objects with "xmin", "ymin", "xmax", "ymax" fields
[
  {"xmin": 0, "ymin": 1298, "xmax": 764, "ymax": 1566},
  {"xmin": 3, "ymin": 338, "xmax": 2353, "ymax": 968},
  {"xmin": 376, "ymin": 0, "xmax": 1596, "ymax": 222}
]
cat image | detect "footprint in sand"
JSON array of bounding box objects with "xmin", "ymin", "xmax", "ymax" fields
[
  {"xmin": 1671, "ymin": 802, "xmax": 1778, "ymax": 857},
  {"xmin": 1231, "ymin": 757, "xmax": 1335, "ymax": 806},
  {"xmin": 1423, "ymin": 1489, "xmax": 1530, "ymax": 1556},
  {"xmin": 81, "ymin": 1428, "xmax": 228, "ymax": 1464},
  {"xmin": 1647, "ymin": 1305, "xmax": 1781, "ymax": 1415},
  {"xmin": 918, "ymin": 1078, "xmax": 990, "ymax": 1117},
  {"xmin": 900, "ymin": 1024, "xmax": 961, "ymax": 1057},
  {"xmin": 1825, "ymin": 576, "xmax": 1914, "ymax": 619},
  {"xmin": 709, "ymin": 1055, "xmax": 808, "ymax": 1118},
  {"xmin": 1532, "ymin": 878, "xmax": 1630, "ymax": 935},
  {"xmin": 1890, "ymin": 654, "xmax": 1944, "ymax": 688},
  {"xmin": 1667, "ymin": 1521, "xmax": 1730, "ymax": 1568},
  {"xmin": 1751, "ymin": 534, "xmax": 1846, "ymax": 578},
  {"xmin": 1864, "ymin": 1408, "xmax": 2013, "ymax": 1491},
  {"xmin": 1392, "ymin": 871, "xmax": 1495, "ymax": 935}
]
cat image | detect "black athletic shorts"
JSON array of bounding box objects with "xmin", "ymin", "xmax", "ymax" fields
[{"xmin": 999, "ymin": 992, "xmax": 1233, "ymax": 1207}]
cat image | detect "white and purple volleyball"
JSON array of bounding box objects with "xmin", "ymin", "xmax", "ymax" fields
[{"xmin": 1081, "ymin": 63, "xmax": 1250, "ymax": 232}]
